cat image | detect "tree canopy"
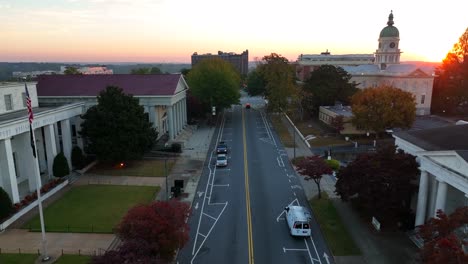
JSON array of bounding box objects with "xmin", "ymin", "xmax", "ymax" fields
[
  {"xmin": 245, "ymin": 68, "xmax": 267, "ymax": 96},
  {"xmin": 351, "ymin": 85, "xmax": 416, "ymax": 135},
  {"xmin": 302, "ymin": 65, "xmax": 358, "ymax": 115},
  {"xmin": 257, "ymin": 53, "xmax": 296, "ymax": 112},
  {"xmin": 418, "ymin": 207, "xmax": 468, "ymax": 263},
  {"xmin": 80, "ymin": 86, "xmax": 158, "ymax": 163},
  {"xmin": 92, "ymin": 200, "xmax": 190, "ymax": 263},
  {"xmin": 63, "ymin": 66, "xmax": 82, "ymax": 75},
  {"xmin": 431, "ymin": 27, "xmax": 468, "ymax": 115},
  {"xmin": 335, "ymin": 145, "xmax": 419, "ymax": 228},
  {"xmin": 295, "ymin": 155, "xmax": 332, "ymax": 199},
  {"xmin": 187, "ymin": 58, "xmax": 241, "ymax": 112},
  {"xmin": 131, "ymin": 67, "xmax": 163, "ymax": 74}
]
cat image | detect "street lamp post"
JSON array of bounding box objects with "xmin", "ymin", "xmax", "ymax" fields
[
  {"xmin": 293, "ymin": 125, "xmax": 296, "ymax": 159},
  {"xmin": 165, "ymin": 159, "xmax": 168, "ymax": 201}
]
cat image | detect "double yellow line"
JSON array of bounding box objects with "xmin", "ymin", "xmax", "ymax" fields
[{"xmin": 242, "ymin": 109, "xmax": 254, "ymax": 264}]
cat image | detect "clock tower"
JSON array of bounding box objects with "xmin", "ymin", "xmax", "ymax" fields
[{"xmin": 375, "ymin": 11, "xmax": 401, "ymax": 69}]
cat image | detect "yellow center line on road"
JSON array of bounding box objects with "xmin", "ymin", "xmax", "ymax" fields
[{"xmin": 242, "ymin": 108, "xmax": 254, "ymax": 264}]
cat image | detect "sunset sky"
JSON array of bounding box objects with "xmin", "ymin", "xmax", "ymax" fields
[{"xmin": 1, "ymin": 0, "xmax": 467, "ymax": 63}]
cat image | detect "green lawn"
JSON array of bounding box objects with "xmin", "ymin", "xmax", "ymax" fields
[
  {"xmin": 310, "ymin": 193, "xmax": 361, "ymax": 256},
  {"xmin": 89, "ymin": 159, "xmax": 176, "ymax": 177},
  {"xmin": 0, "ymin": 253, "xmax": 37, "ymax": 264},
  {"xmin": 270, "ymin": 114, "xmax": 296, "ymax": 147},
  {"xmin": 24, "ymin": 185, "xmax": 159, "ymax": 233},
  {"xmin": 54, "ymin": 254, "xmax": 91, "ymax": 264}
]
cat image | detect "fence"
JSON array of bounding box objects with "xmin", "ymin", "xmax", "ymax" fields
[
  {"xmin": 0, "ymin": 247, "xmax": 107, "ymax": 256},
  {"xmin": 27, "ymin": 224, "xmax": 114, "ymax": 234}
]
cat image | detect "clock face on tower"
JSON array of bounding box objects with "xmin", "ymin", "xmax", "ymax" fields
[{"xmin": 390, "ymin": 42, "xmax": 396, "ymax": 48}]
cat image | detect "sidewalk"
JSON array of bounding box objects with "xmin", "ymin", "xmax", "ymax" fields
[
  {"xmin": 281, "ymin": 115, "xmax": 419, "ymax": 264},
  {"xmin": 0, "ymin": 124, "xmax": 215, "ymax": 262}
]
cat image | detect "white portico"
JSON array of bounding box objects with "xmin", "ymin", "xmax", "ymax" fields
[
  {"xmin": 393, "ymin": 124, "xmax": 468, "ymax": 227},
  {"xmin": 0, "ymin": 82, "xmax": 84, "ymax": 203}
]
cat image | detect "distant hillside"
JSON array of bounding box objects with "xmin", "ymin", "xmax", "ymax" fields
[{"xmin": 0, "ymin": 62, "xmax": 192, "ymax": 81}]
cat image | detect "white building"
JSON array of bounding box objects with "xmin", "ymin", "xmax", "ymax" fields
[
  {"xmin": 60, "ymin": 66, "xmax": 113, "ymax": 75},
  {"xmin": 296, "ymin": 11, "xmax": 435, "ymax": 116},
  {"xmin": 36, "ymin": 74, "xmax": 188, "ymax": 141},
  {"xmin": 0, "ymin": 82, "xmax": 83, "ymax": 203},
  {"xmin": 393, "ymin": 124, "xmax": 468, "ymax": 227}
]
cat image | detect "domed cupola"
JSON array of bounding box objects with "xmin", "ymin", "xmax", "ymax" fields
[
  {"xmin": 375, "ymin": 11, "xmax": 402, "ymax": 69},
  {"xmin": 379, "ymin": 11, "xmax": 399, "ymax": 38}
]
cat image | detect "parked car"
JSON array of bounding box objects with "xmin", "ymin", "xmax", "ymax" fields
[
  {"xmin": 216, "ymin": 141, "xmax": 228, "ymax": 154},
  {"xmin": 216, "ymin": 154, "xmax": 228, "ymax": 167},
  {"xmin": 284, "ymin": 206, "xmax": 312, "ymax": 237},
  {"xmin": 245, "ymin": 103, "xmax": 251, "ymax": 109}
]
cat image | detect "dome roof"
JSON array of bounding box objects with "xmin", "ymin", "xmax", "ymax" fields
[{"xmin": 379, "ymin": 11, "xmax": 399, "ymax": 38}]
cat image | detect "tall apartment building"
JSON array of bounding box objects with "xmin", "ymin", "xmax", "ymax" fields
[{"xmin": 191, "ymin": 50, "xmax": 249, "ymax": 76}]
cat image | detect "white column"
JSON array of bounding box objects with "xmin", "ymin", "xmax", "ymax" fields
[
  {"xmin": 428, "ymin": 176, "xmax": 438, "ymax": 217},
  {"xmin": 167, "ymin": 105, "xmax": 175, "ymax": 140},
  {"xmin": 0, "ymin": 138, "xmax": 20, "ymax": 203},
  {"xmin": 434, "ymin": 179, "xmax": 448, "ymax": 217},
  {"xmin": 44, "ymin": 124, "xmax": 57, "ymax": 178},
  {"xmin": 53, "ymin": 123, "xmax": 60, "ymax": 152},
  {"xmin": 183, "ymin": 98, "xmax": 187, "ymax": 125},
  {"xmin": 174, "ymin": 102, "xmax": 179, "ymax": 136},
  {"xmin": 60, "ymin": 119, "xmax": 72, "ymax": 170},
  {"xmin": 415, "ymin": 170, "xmax": 429, "ymax": 226},
  {"xmin": 148, "ymin": 105, "xmax": 156, "ymax": 129},
  {"xmin": 177, "ymin": 101, "xmax": 181, "ymax": 134},
  {"xmin": 75, "ymin": 117, "xmax": 84, "ymax": 151}
]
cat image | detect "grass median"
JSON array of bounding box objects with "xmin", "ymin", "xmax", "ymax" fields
[
  {"xmin": 0, "ymin": 253, "xmax": 37, "ymax": 264},
  {"xmin": 310, "ymin": 193, "xmax": 361, "ymax": 256},
  {"xmin": 23, "ymin": 185, "xmax": 159, "ymax": 233},
  {"xmin": 54, "ymin": 254, "xmax": 91, "ymax": 264}
]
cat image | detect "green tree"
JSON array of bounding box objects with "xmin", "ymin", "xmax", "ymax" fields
[
  {"xmin": 80, "ymin": 86, "xmax": 158, "ymax": 163},
  {"xmin": 0, "ymin": 187, "xmax": 14, "ymax": 221},
  {"xmin": 432, "ymin": 27, "xmax": 468, "ymax": 115},
  {"xmin": 64, "ymin": 66, "xmax": 82, "ymax": 75},
  {"xmin": 351, "ymin": 85, "xmax": 416, "ymax": 135},
  {"xmin": 246, "ymin": 68, "xmax": 266, "ymax": 96},
  {"xmin": 257, "ymin": 53, "xmax": 296, "ymax": 112},
  {"xmin": 149, "ymin": 67, "xmax": 162, "ymax": 74},
  {"xmin": 303, "ymin": 65, "xmax": 358, "ymax": 115},
  {"xmin": 187, "ymin": 58, "xmax": 241, "ymax": 112},
  {"xmin": 52, "ymin": 152, "xmax": 70, "ymax": 178}
]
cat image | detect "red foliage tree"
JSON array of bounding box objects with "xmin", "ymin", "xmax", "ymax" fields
[
  {"xmin": 419, "ymin": 207, "xmax": 468, "ymax": 264},
  {"xmin": 295, "ymin": 155, "xmax": 332, "ymax": 199},
  {"xmin": 330, "ymin": 115, "xmax": 344, "ymax": 133},
  {"xmin": 116, "ymin": 200, "xmax": 191, "ymax": 261},
  {"xmin": 335, "ymin": 145, "xmax": 419, "ymax": 227}
]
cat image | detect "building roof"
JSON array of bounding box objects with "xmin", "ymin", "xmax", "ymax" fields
[
  {"xmin": 380, "ymin": 11, "xmax": 399, "ymax": 38},
  {"xmin": 342, "ymin": 64, "xmax": 435, "ymax": 76},
  {"xmin": 394, "ymin": 124, "xmax": 468, "ymax": 158},
  {"xmin": 36, "ymin": 74, "xmax": 184, "ymax": 97}
]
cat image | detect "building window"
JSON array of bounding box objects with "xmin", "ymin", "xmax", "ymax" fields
[
  {"xmin": 4, "ymin": 94, "xmax": 13, "ymax": 110},
  {"xmin": 421, "ymin": 94, "xmax": 426, "ymax": 105},
  {"xmin": 22, "ymin": 92, "xmax": 27, "ymax": 107}
]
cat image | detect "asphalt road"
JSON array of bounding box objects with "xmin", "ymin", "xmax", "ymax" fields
[{"xmin": 177, "ymin": 97, "xmax": 333, "ymax": 264}]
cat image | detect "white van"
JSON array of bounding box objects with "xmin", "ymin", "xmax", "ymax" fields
[{"xmin": 284, "ymin": 206, "xmax": 312, "ymax": 237}]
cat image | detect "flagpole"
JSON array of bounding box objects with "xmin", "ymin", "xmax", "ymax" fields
[{"xmin": 25, "ymin": 79, "xmax": 50, "ymax": 261}]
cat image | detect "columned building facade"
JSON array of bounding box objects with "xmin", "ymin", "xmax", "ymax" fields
[
  {"xmin": 0, "ymin": 82, "xmax": 83, "ymax": 203},
  {"xmin": 36, "ymin": 74, "xmax": 188, "ymax": 141},
  {"xmin": 393, "ymin": 125, "xmax": 468, "ymax": 227}
]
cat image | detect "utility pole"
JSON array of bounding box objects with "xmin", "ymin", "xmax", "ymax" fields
[{"xmin": 165, "ymin": 159, "xmax": 168, "ymax": 201}]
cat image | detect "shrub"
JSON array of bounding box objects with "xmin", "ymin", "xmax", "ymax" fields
[
  {"xmin": 53, "ymin": 152, "xmax": 70, "ymax": 178},
  {"xmin": 0, "ymin": 187, "xmax": 14, "ymax": 221},
  {"xmin": 325, "ymin": 159, "xmax": 340, "ymax": 171},
  {"xmin": 171, "ymin": 143, "xmax": 182, "ymax": 153},
  {"xmin": 71, "ymin": 146, "xmax": 86, "ymax": 170}
]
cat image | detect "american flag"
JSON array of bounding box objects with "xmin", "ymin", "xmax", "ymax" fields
[{"xmin": 25, "ymin": 83, "xmax": 36, "ymax": 158}]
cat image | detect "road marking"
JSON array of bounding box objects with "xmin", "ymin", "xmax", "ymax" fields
[
  {"xmin": 213, "ymin": 184, "xmax": 230, "ymax": 187},
  {"xmin": 243, "ymin": 109, "xmax": 255, "ymax": 264},
  {"xmin": 283, "ymin": 247, "xmax": 308, "ymax": 253},
  {"xmin": 309, "ymin": 236, "xmax": 323, "ymax": 264},
  {"xmin": 202, "ymin": 212, "xmax": 217, "ymax": 221},
  {"xmin": 276, "ymin": 199, "xmax": 299, "ymax": 222},
  {"xmin": 194, "ymin": 202, "xmax": 199, "ymax": 210},
  {"xmin": 197, "ymin": 191, "xmax": 204, "ymax": 198},
  {"xmin": 293, "ymin": 192, "xmax": 296, "ymax": 197},
  {"xmin": 291, "ymin": 185, "xmax": 303, "ymax": 190},
  {"xmin": 323, "ymin": 253, "xmax": 330, "ymax": 264}
]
